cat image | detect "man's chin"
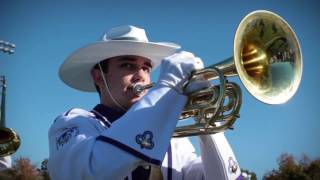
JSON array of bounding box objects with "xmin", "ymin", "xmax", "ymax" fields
[
  {"xmin": 129, "ymin": 96, "xmax": 143, "ymax": 104},
  {"xmin": 124, "ymin": 92, "xmax": 147, "ymax": 107}
]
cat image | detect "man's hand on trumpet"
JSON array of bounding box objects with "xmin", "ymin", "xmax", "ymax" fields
[{"xmin": 157, "ymin": 51, "xmax": 210, "ymax": 94}]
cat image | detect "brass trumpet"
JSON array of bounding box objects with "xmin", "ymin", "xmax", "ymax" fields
[
  {"xmin": 134, "ymin": 10, "xmax": 303, "ymax": 137},
  {"xmin": 0, "ymin": 76, "xmax": 21, "ymax": 157}
]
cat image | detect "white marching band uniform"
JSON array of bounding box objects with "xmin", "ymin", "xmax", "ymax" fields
[
  {"xmin": 48, "ymin": 84, "xmax": 242, "ymax": 180},
  {"xmin": 0, "ymin": 156, "xmax": 12, "ymax": 170},
  {"xmin": 50, "ymin": 25, "xmax": 242, "ymax": 180}
]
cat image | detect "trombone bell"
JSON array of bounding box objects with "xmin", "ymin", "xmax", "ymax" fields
[{"xmin": 0, "ymin": 128, "xmax": 21, "ymax": 157}]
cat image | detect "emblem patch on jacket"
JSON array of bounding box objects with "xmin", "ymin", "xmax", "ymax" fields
[
  {"xmin": 228, "ymin": 157, "xmax": 238, "ymax": 173},
  {"xmin": 56, "ymin": 127, "xmax": 79, "ymax": 150},
  {"xmin": 135, "ymin": 131, "xmax": 154, "ymax": 150}
]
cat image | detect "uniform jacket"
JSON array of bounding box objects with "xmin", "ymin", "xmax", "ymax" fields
[{"xmin": 48, "ymin": 85, "xmax": 242, "ymax": 180}]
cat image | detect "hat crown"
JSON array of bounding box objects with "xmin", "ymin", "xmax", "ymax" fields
[{"xmin": 102, "ymin": 25, "xmax": 149, "ymax": 42}]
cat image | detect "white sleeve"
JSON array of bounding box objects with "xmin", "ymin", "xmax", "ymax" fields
[
  {"xmin": 178, "ymin": 138, "xmax": 205, "ymax": 180},
  {"xmin": 48, "ymin": 84, "xmax": 187, "ymax": 180},
  {"xmin": 180, "ymin": 134, "xmax": 241, "ymax": 180},
  {"xmin": 0, "ymin": 156, "xmax": 12, "ymax": 170},
  {"xmin": 198, "ymin": 133, "xmax": 241, "ymax": 180}
]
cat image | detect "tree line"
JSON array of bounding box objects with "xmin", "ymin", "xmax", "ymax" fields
[{"xmin": 0, "ymin": 153, "xmax": 319, "ymax": 180}]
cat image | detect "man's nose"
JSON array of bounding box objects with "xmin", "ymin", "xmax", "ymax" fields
[{"xmin": 132, "ymin": 68, "xmax": 147, "ymax": 83}]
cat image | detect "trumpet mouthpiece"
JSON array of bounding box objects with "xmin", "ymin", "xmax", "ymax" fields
[{"xmin": 131, "ymin": 83, "xmax": 154, "ymax": 95}]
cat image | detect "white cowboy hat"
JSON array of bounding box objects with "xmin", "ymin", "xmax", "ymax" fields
[{"xmin": 59, "ymin": 25, "xmax": 180, "ymax": 92}]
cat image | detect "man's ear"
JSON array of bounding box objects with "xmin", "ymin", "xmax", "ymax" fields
[{"xmin": 91, "ymin": 69, "xmax": 103, "ymax": 86}]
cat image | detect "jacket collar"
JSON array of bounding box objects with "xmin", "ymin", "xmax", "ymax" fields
[{"xmin": 92, "ymin": 104, "xmax": 126, "ymax": 124}]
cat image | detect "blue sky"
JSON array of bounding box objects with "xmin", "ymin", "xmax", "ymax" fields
[{"xmin": 1, "ymin": 0, "xmax": 319, "ymax": 178}]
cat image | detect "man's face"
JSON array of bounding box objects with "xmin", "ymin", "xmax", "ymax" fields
[{"xmin": 100, "ymin": 55, "xmax": 152, "ymax": 109}]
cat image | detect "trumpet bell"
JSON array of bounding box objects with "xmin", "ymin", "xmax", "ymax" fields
[
  {"xmin": 234, "ymin": 10, "xmax": 302, "ymax": 104},
  {"xmin": 0, "ymin": 127, "xmax": 21, "ymax": 157}
]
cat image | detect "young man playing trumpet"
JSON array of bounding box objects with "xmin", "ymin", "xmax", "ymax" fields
[{"xmin": 48, "ymin": 25, "xmax": 242, "ymax": 180}]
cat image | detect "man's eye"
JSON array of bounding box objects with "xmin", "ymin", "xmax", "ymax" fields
[
  {"xmin": 143, "ymin": 67, "xmax": 151, "ymax": 73},
  {"xmin": 120, "ymin": 63, "xmax": 135, "ymax": 69}
]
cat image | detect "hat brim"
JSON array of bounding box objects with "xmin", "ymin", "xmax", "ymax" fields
[{"xmin": 59, "ymin": 40, "xmax": 180, "ymax": 92}]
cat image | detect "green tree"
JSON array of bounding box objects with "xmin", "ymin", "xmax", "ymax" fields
[
  {"xmin": 0, "ymin": 157, "xmax": 50, "ymax": 180},
  {"xmin": 241, "ymin": 168, "xmax": 257, "ymax": 180},
  {"xmin": 263, "ymin": 153, "xmax": 320, "ymax": 180}
]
